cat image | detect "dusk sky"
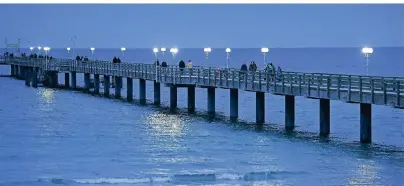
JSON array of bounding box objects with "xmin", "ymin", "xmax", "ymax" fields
[{"xmin": 1, "ymin": 4, "xmax": 403, "ymax": 48}]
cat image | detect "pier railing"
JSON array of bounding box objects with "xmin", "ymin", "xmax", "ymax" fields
[{"xmin": 2, "ymin": 56, "xmax": 403, "ymax": 108}]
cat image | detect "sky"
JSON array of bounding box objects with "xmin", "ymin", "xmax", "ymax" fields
[{"xmin": 1, "ymin": 4, "xmax": 403, "ymax": 48}]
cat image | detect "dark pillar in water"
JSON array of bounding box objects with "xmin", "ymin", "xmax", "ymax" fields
[
  {"xmin": 84, "ymin": 73, "xmax": 90, "ymax": 92},
  {"xmin": 360, "ymin": 103, "xmax": 372, "ymax": 143},
  {"xmin": 207, "ymin": 87, "xmax": 215, "ymax": 117},
  {"xmin": 319, "ymin": 99, "xmax": 330, "ymax": 136},
  {"xmin": 24, "ymin": 67, "xmax": 30, "ymax": 86},
  {"xmin": 285, "ymin": 95, "xmax": 295, "ymax": 131},
  {"xmin": 104, "ymin": 75, "xmax": 110, "ymax": 97},
  {"xmin": 139, "ymin": 79, "xmax": 146, "ymax": 105},
  {"xmin": 10, "ymin": 65, "xmax": 14, "ymax": 77},
  {"xmin": 127, "ymin": 77, "xmax": 133, "ymax": 102},
  {"xmin": 188, "ymin": 86, "xmax": 195, "ymax": 113},
  {"xmin": 71, "ymin": 71, "xmax": 77, "ymax": 89},
  {"xmin": 45, "ymin": 71, "xmax": 58, "ymax": 88},
  {"xmin": 154, "ymin": 81, "xmax": 161, "ymax": 105},
  {"xmin": 115, "ymin": 76, "xmax": 121, "ymax": 98},
  {"xmin": 256, "ymin": 92, "xmax": 265, "ymax": 124},
  {"xmin": 170, "ymin": 86, "xmax": 177, "ymax": 111},
  {"xmin": 64, "ymin": 73, "xmax": 70, "ymax": 88},
  {"xmin": 94, "ymin": 74, "xmax": 100, "ymax": 94},
  {"xmin": 230, "ymin": 89, "xmax": 238, "ymax": 122},
  {"xmin": 32, "ymin": 68, "xmax": 38, "ymax": 88},
  {"xmin": 17, "ymin": 65, "xmax": 22, "ymax": 79},
  {"xmin": 16, "ymin": 65, "xmax": 20, "ymax": 78}
]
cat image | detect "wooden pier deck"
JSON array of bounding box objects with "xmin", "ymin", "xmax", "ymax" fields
[{"xmin": 1, "ymin": 56, "xmax": 403, "ymax": 143}]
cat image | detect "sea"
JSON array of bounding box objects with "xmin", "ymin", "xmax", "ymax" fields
[{"xmin": 0, "ymin": 47, "xmax": 403, "ymax": 186}]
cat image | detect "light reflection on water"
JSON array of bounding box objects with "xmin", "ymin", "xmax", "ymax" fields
[
  {"xmin": 145, "ymin": 113, "xmax": 187, "ymax": 137},
  {"xmin": 349, "ymin": 160, "xmax": 378, "ymax": 186},
  {"xmin": 37, "ymin": 89, "xmax": 57, "ymax": 112}
]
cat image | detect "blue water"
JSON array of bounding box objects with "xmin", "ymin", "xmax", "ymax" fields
[{"xmin": 0, "ymin": 48, "xmax": 404, "ymax": 185}]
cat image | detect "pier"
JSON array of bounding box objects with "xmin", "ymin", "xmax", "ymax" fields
[{"xmin": 1, "ymin": 57, "xmax": 403, "ymax": 143}]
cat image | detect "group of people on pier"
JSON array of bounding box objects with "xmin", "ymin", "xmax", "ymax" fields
[
  {"xmin": 3, "ymin": 52, "xmax": 54, "ymax": 60},
  {"xmin": 75, "ymin": 56, "xmax": 90, "ymax": 62},
  {"xmin": 154, "ymin": 59, "xmax": 193, "ymax": 69},
  {"xmin": 112, "ymin": 56, "xmax": 121, "ymax": 63}
]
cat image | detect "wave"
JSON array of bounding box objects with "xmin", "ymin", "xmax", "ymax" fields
[{"xmin": 30, "ymin": 170, "xmax": 306, "ymax": 185}]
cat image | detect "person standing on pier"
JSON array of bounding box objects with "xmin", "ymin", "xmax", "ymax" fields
[
  {"xmin": 155, "ymin": 59, "xmax": 160, "ymax": 66},
  {"xmin": 187, "ymin": 60, "xmax": 193, "ymax": 69},
  {"xmin": 179, "ymin": 60, "xmax": 185, "ymax": 71}
]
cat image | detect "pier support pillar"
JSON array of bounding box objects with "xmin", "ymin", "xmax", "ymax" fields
[
  {"xmin": 154, "ymin": 81, "xmax": 160, "ymax": 105},
  {"xmin": 25, "ymin": 67, "xmax": 31, "ymax": 86},
  {"xmin": 32, "ymin": 68, "xmax": 38, "ymax": 88},
  {"xmin": 104, "ymin": 75, "xmax": 110, "ymax": 97},
  {"xmin": 18, "ymin": 66, "xmax": 23, "ymax": 79},
  {"xmin": 188, "ymin": 86, "xmax": 195, "ymax": 113},
  {"xmin": 360, "ymin": 103, "xmax": 372, "ymax": 143},
  {"xmin": 51, "ymin": 71, "xmax": 58, "ymax": 88},
  {"xmin": 139, "ymin": 79, "xmax": 146, "ymax": 105},
  {"xmin": 10, "ymin": 65, "xmax": 15, "ymax": 77},
  {"xmin": 230, "ymin": 89, "xmax": 238, "ymax": 122},
  {"xmin": 170, "ymin": 86, "xmax": 177, "ymax": 111},
  {"xmin": 207, "ymin": 87, "xmax": 215, "ymax": 117},
  {"xmin": 256, "ymin": 92, "xmax": 265, "ymax": 124},
  {"xmin": 64, "ymin": 73, "xmax": 70, "ymax": 88},
  {"xmin": 84, "ymin": 73, "xmax": 90, "ymax": 92},
  {"xmin": 320, "ymin": 99, "xmax": 330, "ymax": 136},
  {"xmin": 115, "ymin": 76, "xmax": 122, "ymax": 98},
  {"xmin": 16, "ymin": 65, "xmax": 21, "ymax": 79},
  {"xmin": 94, "ymin": 74, "xmax": 100, "ymax": 94},
  {"xmin": 71, "ymin": 71, "xmax": 77, "ymax": 89},
  {"xmin": 127, "ymin": 77, "xmax": 133, "ymax": 102},
  {"xmin": 285, "ymin": 95, "xmax": 295, "ymax": 131}
]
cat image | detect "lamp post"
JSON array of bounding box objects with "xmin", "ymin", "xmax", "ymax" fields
[
  {"xmin": 160, "ymin": 47, "xmax": 166, "ymax": 61},
  {"xmin": 153, "ymin": 48, "xmax": 159, "ymax": 58},
  {"xmin": 29, "ymin": 47, "xmax": 34, "ymax": 53},
  {"xmin": 43, "ymin": 47, "xmax": 50, "ymax": 66},
  {"xmin": 170, "ymin": 48, "xmax": 178, "ymax": 60},
  {"xmin": 261, "ymin": 47, "xmax": 269, "ymax": 67},
  {"xmin": 121, "ymin": 47, "xmax": 126, "ymax": 58},
  {"xmin": 361, "ymin": 47, "xmax": 373, "ymax": 76},
  {"xmin": 225, "ymin": 48, "xmax": 231, "ymax": 68},
  {"xmin": 153, "ymin": 48, "xmax": 159, "ymax": 81},
  {"xmin": 37, "ymin": 46, "xmax": 42, "ymax": 55},
  {"xmin": 204, "ymin": 47, "xmax": 211, "ymax": 59},
  {"xmin": 90, "ymin": 47, "xmax": 95, "ymax": 56},
  {"xmin": 67, "ymin": 47, "xmax": 71, "ymax": 53}
]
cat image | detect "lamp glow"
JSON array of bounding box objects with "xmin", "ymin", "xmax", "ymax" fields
[
  {"xmin": 121, "ymin": 47, "xmax": 126, "ymax": 52},
  {"xmin": 90, "ymin": 47, "xmax": 95, "ymax": 51},
  {"xmin": 43, "ymin": 47, "xmax": 50, "ymax": 51},
  {"xmin": 362, "ymin": 47, "xmax": 373, "ymax": 55},
  {"xmin": 261, "ymin": 47, "xmax": 269, "ymax": 53},
  {"xmin": 203, "ymin": 47, "xmax": 212, "ymax": 53},
  {"xmin": 66, "ymin": 47, "xmax": 71, "ymax": 51},
  {"xmin": 29, "ymin": 47, "xmax": 34, "ymax": 51},
  {"xmin": 37, "ymin": 46, "xmax": 42, "ymax": 50},
  {"xmin": 225, "ymin": 48, "xmax": 231, "ymax": 53},
  {"xmin": 160, "ymin": 48, "xmax": 166, "ymax": 52},
  {"xmin": 153, "ymin": 48, "xmax": 159, "ymax": 53},
  {"xmin": 170, "ymin": 48, "xmax": 178, "ymax": 54}
]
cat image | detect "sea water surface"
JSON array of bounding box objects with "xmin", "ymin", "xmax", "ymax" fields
[{"xmin": 0, "ymin": 48, "xmax": 404, "ymax": 185}]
